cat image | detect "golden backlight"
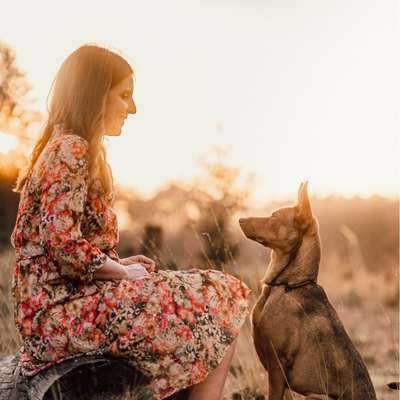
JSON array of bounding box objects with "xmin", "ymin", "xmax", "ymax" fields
[
  {"xmin": 0, "ymin": 133, "xmax": 18, "ymax": 155},
  {"xmin": 0, "ymin": 1, "xmax": 397, "ymax": 202}
]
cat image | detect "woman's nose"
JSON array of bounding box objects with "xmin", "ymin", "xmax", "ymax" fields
[{"xmin": 128, "ymin": 100, "xmax": 136, "ymax": 115}]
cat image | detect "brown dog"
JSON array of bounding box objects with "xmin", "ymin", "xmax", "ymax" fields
[{"xmin": 239, "ymin": 182, "xmax": 376, "ymax": 400}]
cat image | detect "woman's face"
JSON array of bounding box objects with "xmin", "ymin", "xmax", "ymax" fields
[{"xmin": 104, "ymin": 74, "xmax": 136, "ymax": 136}]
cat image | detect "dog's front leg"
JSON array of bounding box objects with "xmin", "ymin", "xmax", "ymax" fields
[
  {"xmin": 266, "ymin": 341, "xmax": 288, "ymax": 400},
  {"xmin": 267, "ymin": 364, "xmax": 287, "ymax": 400}
]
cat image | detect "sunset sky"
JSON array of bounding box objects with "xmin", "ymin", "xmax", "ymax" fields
[{"xmin": 0, "ymin": 0, "xmax": 398, "ymax": 203}]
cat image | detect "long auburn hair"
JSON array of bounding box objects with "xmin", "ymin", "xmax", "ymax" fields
[{"xmin": 14, "ymin": 44, "xmax": 133, "ymax": 195}]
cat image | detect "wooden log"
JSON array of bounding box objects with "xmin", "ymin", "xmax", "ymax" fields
[
  {"xmin": 0, "ymin": 355, "xmax": 20, "ymax": 399},
  {"xmin": 0, "ymin": 355, "xmax": 192, "ymax": 400},
  {"xmin": 0, "ymin": 355, "xmax": 153, "ymax": 400}
]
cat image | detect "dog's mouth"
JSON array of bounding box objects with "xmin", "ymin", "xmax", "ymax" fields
[
  {"xmin": 246, "ymin": 235, "xmax": 268, "ymax": 246},
  {"xmin": 255, "ymin": 237, "xmax": 268, "ymax": 246}
]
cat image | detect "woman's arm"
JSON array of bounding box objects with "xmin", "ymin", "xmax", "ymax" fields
[
  {"xmin": 39, "ymin": 136, "xmax": 109, "ymax": 283},
  {"xmin": 94, "ymin": 256, "xmax": 128, "ymax": 280},
  {"xmin": 39, "ymin": 135, "xmax": 150, "ymax": 283}
]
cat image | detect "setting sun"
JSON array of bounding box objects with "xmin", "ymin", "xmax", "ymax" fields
[{"xmin": 0, "ymin": 133, "xmax": 18, "ymax": 155}]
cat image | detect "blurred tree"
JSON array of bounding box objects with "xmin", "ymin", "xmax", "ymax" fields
[
  {"xmin": 140, "ymin": 223, "xmax": 164, "ymax": 263},
  {"xmin": 138, "ymin": 223, "xmax": 179, "ymax": 270},
  {"xmin": 0, "ymin": 42, "xmax": 41, "ymax": 249},
  {"xmin": 0, "ymin": 152, "xmax": 22, "ymax": 246},
  {"xmin": 193, "ymin": 147, "xmax": 254, "ymax": 269},
  {"xmin": 0, "ymin": 41, "xmax": 41, "ymax": 135}
]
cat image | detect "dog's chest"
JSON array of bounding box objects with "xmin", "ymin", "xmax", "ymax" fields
[{"xmin": 251, "ymin": 284, "xmax": 272, "ymax": 328}]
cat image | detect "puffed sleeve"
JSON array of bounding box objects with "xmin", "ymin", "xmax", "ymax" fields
[{"xmin": 39, "ymin": 135, "xmax": 108, "ymax": 283}]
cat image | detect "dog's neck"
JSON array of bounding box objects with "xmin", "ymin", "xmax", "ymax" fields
[{"xmin": 262, "ymin": 229, "xmax": 321, "ymax": 287}]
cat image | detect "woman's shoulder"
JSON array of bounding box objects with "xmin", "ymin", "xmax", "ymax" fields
[
  {"xmin": 47, "ymin": 127, "xmax": 89, "ymax": 169},
  {"xmin": 51, "ymin": 125, "xmax": 88, "ymax": 151},
  {"xmin": 30, "ymin": 127, "xmax": 90, "ymax": 184}
]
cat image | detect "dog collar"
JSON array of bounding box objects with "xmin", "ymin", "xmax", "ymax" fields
[{"xmin": 267, "ymin": 280, "xmax": 315, "ymax": 292}]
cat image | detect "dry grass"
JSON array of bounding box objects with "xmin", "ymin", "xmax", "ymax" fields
[
  {"xmin": 1, "ymin": 249, "xmax": 398, "ymax": 399},
  {"xmin": 0, "ymin": 249, "xmax": 19, "ymax": 355}
]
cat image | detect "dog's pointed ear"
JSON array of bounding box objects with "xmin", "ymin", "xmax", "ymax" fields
[{"xmin": 295, "ymin": 181, "xmax": 313, "ymax": 229}]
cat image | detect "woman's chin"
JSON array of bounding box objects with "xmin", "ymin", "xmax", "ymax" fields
[{"xmin": 105, "ymin": 128, "xmax": 122, "ymax": 137}]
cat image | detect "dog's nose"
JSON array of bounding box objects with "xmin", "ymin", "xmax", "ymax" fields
[{"xmin": 239, "ymin": 218, "xmax": 245, "ymax": 224}]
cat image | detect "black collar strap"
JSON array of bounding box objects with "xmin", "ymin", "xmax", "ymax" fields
[{"xmin": 267, "ymin": 280, "xmax": 315, "ymax": 292}]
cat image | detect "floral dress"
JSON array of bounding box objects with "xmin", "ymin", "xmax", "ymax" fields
[{"xmin": 11, "ymin": 125, "xmax": 250, "ymax": 399}]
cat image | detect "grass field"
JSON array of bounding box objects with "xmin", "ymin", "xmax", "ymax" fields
[{"xmin": 1, "ymin": 248, "xmax": 398, "ymax": 399}]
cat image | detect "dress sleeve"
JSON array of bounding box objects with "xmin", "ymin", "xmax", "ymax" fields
[
  {"xmin": 106, "ymin": 248, "xmax": 120, "ymax": 262},
  {"xmin": 39, "ymin": 135, "xmax": 108, "ymax": 283}
]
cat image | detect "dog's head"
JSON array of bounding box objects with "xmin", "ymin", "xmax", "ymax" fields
[{"xmin": 239, "ymin": 182, "xmax": 316, "ymax": 252}]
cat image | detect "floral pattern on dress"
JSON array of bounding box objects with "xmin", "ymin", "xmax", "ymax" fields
[{"xmin": 11, "ymin": 126, "xmax": 250, "ymax": 399}]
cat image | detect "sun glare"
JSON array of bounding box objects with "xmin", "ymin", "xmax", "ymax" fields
[{"xmin": 0, "ymin": 133, "xmax": 19, "ymax": 154}]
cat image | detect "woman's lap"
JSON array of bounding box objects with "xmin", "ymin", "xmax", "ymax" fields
[
  {"xmin": 21, "ymin": 268, "xmax": 249, "ymax": 399},
  {"xmin": 96, "ymin": 268, "xmax": 250, "ymax": 398}
]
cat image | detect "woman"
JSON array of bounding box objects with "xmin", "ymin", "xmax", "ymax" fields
[{"xmin": 11, "ymin": 45, "xmax": 249, "ymax": 400}]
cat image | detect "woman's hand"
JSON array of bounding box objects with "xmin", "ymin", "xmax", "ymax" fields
[
  {"xmin": 120, "ymin": 255, "xmax": 156, "ymax": 273},
  {"xmin": 94, "ymin": 257, "xmax": 130, "ymax": 280},
  {"xmin": 94, "ymin": 256, "xmax": 150, "ymax": 281},
  {"xmin": 125, "ymin": 263, "xmax": 150, "ymax": 280}
]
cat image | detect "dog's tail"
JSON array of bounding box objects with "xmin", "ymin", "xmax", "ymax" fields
[{"xmin": 388, "ymin": 382, "xmax": 400, "ymax": 390}]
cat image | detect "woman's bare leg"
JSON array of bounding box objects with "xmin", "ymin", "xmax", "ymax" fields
[{"xmin": 188, "ymin": 338, "xmax": 238, "ymax": 400}]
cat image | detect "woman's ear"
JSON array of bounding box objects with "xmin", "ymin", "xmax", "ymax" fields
[{"xmin": 295, "ymin": 181, "xmax": 313, "ymax": 230}]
